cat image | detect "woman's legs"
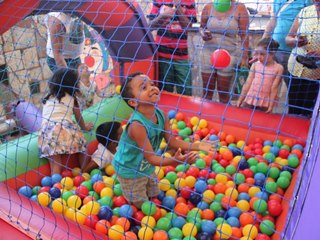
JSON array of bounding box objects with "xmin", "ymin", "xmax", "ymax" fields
[
  {"xmin": 50, "ymin": 155, "xmax": 63, "ymax": 175},
  {"xmin": 217, "ymin": 75, "xmax": 233, "ymax": 103},
  {"xmin": 202, "ymin": 72, "xmax": 216, "ymax": 100}
]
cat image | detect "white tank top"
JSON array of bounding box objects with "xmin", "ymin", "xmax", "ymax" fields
[
  {"xmin": 42, "ymin": 94, "xmax": 74, "ymax": 123},
  {"xmin": 46, "ymin": 12, "xmax": 84, "ymax": 59}
]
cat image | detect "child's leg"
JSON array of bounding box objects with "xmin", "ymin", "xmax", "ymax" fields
[
  {"xmin": 83, "ymin": 160, "xmax": 99, "ymax": 174},
  {"xmin": 50, "ymin": 155, "xmax": 63, "ymax": 175},
  {"xmin": 78, "ymin": 152, "xmax": 90, "ymax": 172},
  {"xmin": 146, "ymin": 172, "xmax": 160, "ymax": 199}
]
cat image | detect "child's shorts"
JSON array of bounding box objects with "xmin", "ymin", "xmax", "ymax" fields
[{"xmin": 117, "ymin": 172, "xmax": 160, "ymax": 209}]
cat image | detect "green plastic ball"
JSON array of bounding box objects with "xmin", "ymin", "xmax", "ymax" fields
[
  {"xmin": 213, "ymin": 0, "xmax": 231, "ymax": 13},
  {"xmin": 260, "ymin": 220, "xmax": 275, "ymax": 235}
]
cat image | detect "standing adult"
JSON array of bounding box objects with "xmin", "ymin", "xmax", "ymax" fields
[
  {"xmin": 200, "ymin": 0, "xmax": 249, "ymax": 103},
  {"xmin": 45, "ymin": 12, "xmax": 85, "ymax": 72},
  {"xmin": 285, "ymin": 0, "xmax": 320, "ymax": 117},
  {"xmin": 148, "ymin": 0, "xmax": 197, "ymax": 96},
  {"xmin": 263, "ymin": 0, "xmax": 312, "ymax": 85}
]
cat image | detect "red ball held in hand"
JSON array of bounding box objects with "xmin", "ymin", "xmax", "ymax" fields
[{"xmin": 211, "ymin": 49, "xmax": 231, "ymax": 69}]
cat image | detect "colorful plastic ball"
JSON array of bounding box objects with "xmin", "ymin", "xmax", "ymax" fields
[
  {"xmin": 48, "ymin": 187, "xmax": 61, "ymax": 200},
  {"xmin": 61, "ymin": 177, "xmax": 74, "ymax": 190},
  {"xmin": 159, "ymin": 178, "xmax": 171, "ymax": 191},
  {"xmin": 61, "ymin": 169, "xmax": 73, "ymax": 178},
  {"xmin": 166, "ymin": 171, "xmax": 178, "ymax": 184},
  {"xmin": 162, "ymin": 196, "xmax": 176, "ymax": 210},
  {"xmin": 168, "ymin": 227, "xmax": 183, "ymax": 239},
  {"xmin": 292, "ymin": 144, "xmax": 304, "ymax": 151},
  {"xmin": 273, "ymin": 140, "xmax": 283, "ymax": 148},
  {"xmin": 95, "ymin": 219, "xmax": 111, "ymax": 235},
  {"xmin": 237, "ymin": 200, "xmax": 250, "ymax": 212},
  {"xmin": 18, "ymin": 186, "xmax": 33, "ymax": 198},
  {"xmin": 90, "ymin": 173, "xmax": 103, "ymax": 183},
  {"xmin": 189, "ymin": 192, "xmax": 202, "ymax": 206},
  {"xmin": 168, "ymin": 110, "xmax": 177, "ymax": 120},
  {"xmin": 172, "ymin": 216, "xmax": 186, "ymax": 229},
  {"xmin": 67, "ymin": 195, "xmax": 82, "ymax": 209},
  {"xmin": 114, "ymin": 196, "xmax": 128, "ymax": 208},
  {"xmin": 73, "ymin": 175, "xmax": 85, "ymax": 187},
  {"xmin": 109, "ymin": 224, "xmax": 125, "ymax": 240},
  {"xmin": 121, "ymin": 231, "xmax": 138, "ymax": 240},
  {"xmin": 119, "ymin": 204, "xmax": 133, "ymax": 218},
  {"xmin": 194, "ymin": 179, "xmax": 207, "ymax": 193},
  {"xmin": 288, "ymin": 155, "xmax": 299, "ymax": 168},
  {"xmin": 115, "ymin": 85, "xmax": 121, "ymax": 95},
  {"xmin": 51, "ymin": 173, "xmax": 62, "ymax": 184},
  {"xmin": 197, "ymin": 201, "xmax": 209, "ymax": 210},
  {"xmin": 182, "ymin": 223, "xmax": 198, "ymax": 237},
  {"xmin": 141, "ymin": 201, "xmax": 157, "ymax": 216},
  {"xmin": 81, "ymin": 180, "xmax": 93, "ymax": 191},
  {"xmin": 201, "ymin": 220, "xmax": 217, "ymax": 235},
  {"xmin": 253, "ymin": 199, "xmax": 267, "ymax": 213},
  {"xmin": 268, "ymin": 200, "xmax": 282, "ymax": 217},
  {"xmin": 38, "ymin": 192, "xmax": 52, "ymax": 207},
  {"xmin": 153, "ymin": 230, "xmax": 168, "ymax": 240},
  {"xmin": 210, "ymin": 49, "xmax": 231, "ymax": 69},
  {"xmin": 138, "ymin": 227, "xmax": 154, "ymax": 240},
  {"xmin": 52, "ymin": 198, "xmax": 67, "ymax": 214},
  {"xmin": 85, "ymin": 200, "xmax": 100, "ymax": 215},
  {"xmin": 265, "ymin": 182, "xmax": 277, "ymax": 194},
  {"xmin": 227, "ymin": 217, "xmax": 240, "ymax": 227},
  {"xmin": 242, "ymin": 224, "xmax": 258, "ymax": 239},
  {"xmin": 99, "ymin": 196, "xmax": 113, "ymax": 207},
  {"xmin": 41, "ymin": 176, "xmax": 53, "ymax": 187},
  {"xmin": 216, "ymin": 223, "xmax": 233, "ymax": 239},
  {"xmin": 156, "ymin": 217, "xmax": 172, "ymax": 231},
  {"xmin": 260, "ymin": 220, "xmax": 275, "ymax": 236},
  {"xmin": 276, "ymin": 176, "xmax": 290, "ymax": 189}
]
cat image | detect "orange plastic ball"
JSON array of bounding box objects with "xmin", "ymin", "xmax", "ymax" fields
[
  {"xmin": 201, "ymin": 209, "xmax": 215, "ymax": 220},
  {"xmin": 153, "ymin": 230, "xmax": 168, "ymax": 240},
  {"xmin": 95, "ymin": 219, "xmax": 111, "ymax": 234},
  {"xmin": 120, "ymin": 231, "xmax": 138, "ymax": 240},
  {"xmin": 116, "ymin": 217, "xmax": 131, "ymax": 231},
  {"xmin": 239, "ymin": 212, "xmax": 255, "ymax": 226},
  {"xmin": 225, "ymin": 134, "xmax": 236, "ymax": 144},
  {"xmin": 174, "ymin": 202, "xmax": 189, "ymax": 217}
]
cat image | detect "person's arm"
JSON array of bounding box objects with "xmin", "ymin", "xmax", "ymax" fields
[
  {"xmin": 128, "ymin": 121, "xmax": 199, "ymax": 166},
  {"xmin": 199, "ymin": 4, "xmax": 213, "ymax": 41},
  {"xmin": 47, "ymin": 15, "xmax": 68, "ymax": 68},
  {"xmin": 73, "ymin": 98, "xmax": 93, "ymax": 131},
  {"xmin": 263, "ymin": 11, "xmax": 277, "ymax": 38},
  {"xmin": 149, "ymin": 6, "xmax": 176, "ymax": 29},
  {"xmin": 236, "ymin": 63, "xmax": 256, "ymax": 107},
  {"xmin": 266, "ymin": 64, "xmax": 283, "ymax": 113},
  {"xmin": 238, "ymin": 3, "xmax": 250, "ymax": 67},
  {"xmin": 285, "ymin": 18, "xmax": 308, "ymax": 48}
]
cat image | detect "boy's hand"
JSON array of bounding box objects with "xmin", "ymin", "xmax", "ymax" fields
[
  {"xmin": 84, "ymin": 122, "xmax": 94, "ymax": 131},
  {"xmin": 198, "ymin": 141, "xmax": 217, "ymax": 153},
  {"xmin": 174, "ymin": 148, "xmax": 199, "ymax": 164}
]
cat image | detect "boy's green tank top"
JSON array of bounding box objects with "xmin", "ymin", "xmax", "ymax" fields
[{"xmin": 112, "ymin": 108, "xmax": 166, "ymax": 178}]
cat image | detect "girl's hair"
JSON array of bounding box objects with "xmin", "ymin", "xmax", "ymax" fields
[
  {"xmin": 43, "ymin": 68, "xmax": 80, "ymax": 104},
  {"xmin": 96, "ymin": 121, "xmax": 121, "ymax": 147},
  {"xmin": 257, "ymin": 37, "xmax": 280, "ymax": 52},
  {"xmin": 121, "ymin": 71, "xmax": 144, "ymax": 107}
]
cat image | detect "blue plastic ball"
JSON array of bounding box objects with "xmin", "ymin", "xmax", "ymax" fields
[
  {"xmin": 189, "ymin": 192, "xmax": 202, "ymax": 205},
  {"xmin": 227, "ymin": 207, "xmax": 242, "ymax": 218},
  {"xmin": 264, "ymin": 140, "xmax": 273, "ymax": 146},
  {"xmin": 119, "ymin": 204, "xmax": 133, "ymax": 218},
  {"xmin": 30, "ymin": 195, "xmax": 38, "ymax": 202},
  {"xmin": 90, "ymin": 173, "xmax": 103, "ymax": 183},
  {"xmin": 157, "ymin": 190, "xmax": 165, "ymax": 201},
  {"xmin": 196, "ymin": 232, "xmax": 212, "ymax": 240},
  {"xmin": 209, "ymin": 135, "xmax": 219, "ymax": 141},
  {"xmin": 270, "ymin": 146, "xmax": 280, "ymax": 156},
  {"xmin": 41, "ymin": 176, "xmax": 53, "ymax": 187},
  {"xmin": 195, "ymin": 179, "xmax": 207, "ymax": 193},
  {"xmin": 227, "ymin": 216, "xmax": 240, "ymax": 227},
  {"xmin": 162, "ymin": 196, "xmax": 176, "ymax": 210},
  {"xmin": 51, "ymin": 174, "xmax": 62, "ymax": 184},
  {"xmin": 215, "ymin": 209, "xmax": 226, "ymax": 218},
  {"xmin": 49, "ymin": 187, "xmax": 61, "ymax": 199},
  {"xmin": 168, "ymin": 110, "xmax": 177, "ymax": 120},
  {"xmin": 98, "ymin": 206, "xmax": 113, "ymax": 220},
  {"xmin": 197, "ymin": 201, "xmax": 209, "ymax": 210},
  {"xmin": 238, "ymin": 192, "xmax": 250, "ymax": 201},
  {"xmin": 255, "ymin": 191, "xmax": 269, "ymax": 202},
  {"xmin": 255, "ymin": 178, "xmax": 265, "ymax": 187},
  {"xmin": 292, "ymin": 144, "xmax": 304, "ymax": 151},
  {"xmin": 238, "ymin": 160, "xmax": 249, "ymax": 170},
  {"xmin": 254, "ymin": 172, "xmax": 266, "ymax": 182},
  {"xmin": 18, "ymin": 186, "xmax": 32, "ymax": 198},
  {"xmin": 172, "ymin": 216, "xmax": 186, "ymax": 229},
  {"xmin": 201, "ymin": 220, "xmax": 217, "ymax": 234}
]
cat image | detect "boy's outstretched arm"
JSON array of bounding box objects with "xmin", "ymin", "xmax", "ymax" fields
[{"xmin": 128, "ymin": 121, "xmax": 198, "ymax": 166}]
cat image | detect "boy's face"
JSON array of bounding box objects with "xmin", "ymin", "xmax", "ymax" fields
[{"xmin": 128, "ymin": 75, "xmax": 160, "ymax": 108}]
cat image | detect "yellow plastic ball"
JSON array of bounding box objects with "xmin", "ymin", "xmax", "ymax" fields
[
  {"xmin": 237, "ymin": 200, "xmax": 250, "ymax": 212},
  {"xmin": 109, "ymin": 224, "xmax": 125, "ymax": 240},
  {"xmin": 115, "ymin": 85, "xmax": 121, "ymax": 95},
  {"xmin": 100, "ymin": 187, "xmax": 113, "ymax": 198},
  {"xmin": 163, "ymin": 152, "xmax": 172, "ymax": 158},
  {"xmin": 248, "ymin": 186, "xmax": 261, "ymax": 198},
  {"xmin": 226, "ymin": 180, "xmax": 235, "ymax": 188},
  {"xmin": 52, "ymin": 198, "xmax": 67, "ymax": 214},
  {"xmin": 82, "ymin": 173, "xmax": 91, "ymax": 181},
  {"xmin": 240, "ymin": 237, "xmax": 253, "ymax": 240},
  {"xmin": 60, "ymin": 177, "xmax": 74, "ymax": 190},
  {"xmin": 174, "ymin": 178, "xmax": 186, "ymax": 190},
  {"xmin": 105, "ymin": 164, "xmax": 115, "ymax": 176},
  {"xmin": 242, "ymin": 224, "xmax": 258, "ymax": 239},
  {"xmin": 182, "ymin": 222, "xmax": 198, "ymax": 237},
  {"xmin": 67, "ymin": 195, "xmax": 82, "ymax": 209},
  {"xmin": 185, "ymin": 176, "xmax": 197, "ymax": 188},
  {"xmin": 216, "ymin": 223, "xmax": 233, "ymax": 239},
  {"xmin": 75, "ymin": 209, "xmax": 87, "ymax": 225},
  {"xmin": 202, "ymin": 190, "xmax": 215, "ymax": 203},
  {"xmin": 85, "ymin": 200, "xmax": 100, "ymax": 215},
  {"xmin": 232, "ymin": 156, "xmax": 243, "ymax": 165},
  {"xmin": 262, "ymin": 146, "xmax": 271, "ymax": 153},
  {"xmin": 141, "ymin": 216, "xmax": 156, "ymax": 228},
  {"xmin": 169, "ymin": 119, "xmax": 177, "ymax": 125},
  {"xmin": 275, "ymin": 157, "xmax": 283, "ymax": 164},
  {"xmin": 199, "ymin": 119, "xmax": 208, "ymax": 129},
  {"xmin": 72, "ymin": 167, "xmax": 81, "ymax": 177},
  {"xmin": 166, "ymin": 189, "xmax": 177, "ymax": 198},
  {"xmin": 190, "ymin": 116, "xmax": 200, "ymax": 126},
  {"xmin": 38, "ymin": 192, "xmax": 51, "ymax": 207},
  {"xmin": 104, "ymin": 176, "xmax": 116, "ymax": 188},
  {"xmin": 160, "ymin": 141, "xmax": 167, "ymax": 150},
  {"xmin": 155, "ymin": 166, "xmax": 165, "ymax": 180},
  {"xmin": 215, "ymin": 173, "xmax": 228, "ymax": 184},
  {"xmin": 219, "ymin": 146, "xmax": 228, "ymax": 155},
  {"xmin": 225, "ymin": 187, "xmax": 239, "ymax": 200},
  {"xmin": 160, "ymin": 208, "xmax": 167, "ymax": 217},
  {"xmin": 236, "ymin": 140, "xmax": 246, "ymax": 149},
  {"xmin": 171, "ymin": 123, "xmax": 178, "ymax": 130},
  {"xmin": 65, "ymin": 207, "xmax": 76, "ymax": 221},
  {"xmin": 138, "ymin": 227, "xmax": 154, "ymax": 240},
  {"xmin": 159, "ymin": 178, "xmax": 171, "ymax": 191}
]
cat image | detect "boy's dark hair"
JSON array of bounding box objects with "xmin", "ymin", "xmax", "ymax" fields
[
  {"xmin": 121, "ymin": 72, "xmax": 144, "ymax": 107},
  {"xmin": 43, "ymin": 68, "xmax": 80, "ymax": 104},
  {"xmin": 96, "ymin": 121, "xmax": 121, "ymax": 147},
  {"xmin": 257, "ymin": 37, "xmax": 280, "ymax": 52}
]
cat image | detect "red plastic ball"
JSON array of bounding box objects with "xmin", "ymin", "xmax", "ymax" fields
[
  {"xmin": 61, "ymin": 170, "xmax": 73, "ymax": 178},
  {"xmin": 268, "ymin": 200, "xmax": 282, "ymax": 216},
  {"xmin": 113, "ymin": 196, "xmax": 128, "ymax": 208},
  {"xmin": 164, "ymin": 166, "xmax": 176, "ymax": 175},
  {"xmin": 279, "ymin": 149, "xmax": 290, "ymax": 158},
  {"xmin": 75, "ymin": 185, "xmax": 89, "ymax": 199},
  {"xmin": 256, "ymin": 234, "xmax": 271, "ymax": 240},
  {"xmin": 38, "ymin": 186, "xmax": 50, "ymax": 193},
  {"xmin": 199, "ymin": 169, "xmax": 210, "ymax": 179},
  {"xmin": 180, "ymin": 186, "xmax": 192, "ymax": 199},
  {"xmin": 84, "ymin": 215, "xmax": 99, "ymax": 229},
  {"xmin": 73, "ymin": 175, "xmax": 85, "ymax": 187},
  {"xmin": 211, "ymin": 49, "xmax": 231, "ymax": 69}
]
